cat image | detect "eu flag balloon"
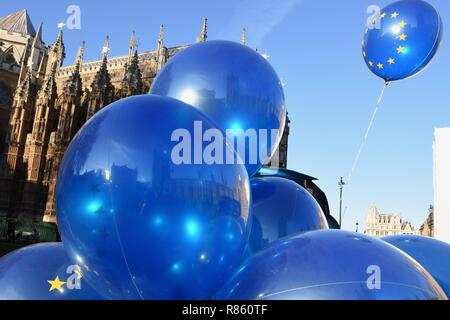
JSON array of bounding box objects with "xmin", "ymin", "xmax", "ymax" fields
[
  {"xmin": 0, "ymin": 243, "xmax": 104, "ymax": 300},
  {"xmin": 215, "ymin": 230, "xmax": 447, "ymax": 300},
  {"xmin": 363, "ymin": 0, "xmax": 443, "ymax": 81},
  {"xmin": 248, "ymin": 177, "xmax": 328, "ymax": 253},
  {"xmin": 56, "ymin": 95, "xmax": 251, "ymax": 300},
  {"xmin": 383, "ymin": 235, "xmax": 450, "ymax": 297},
  {"xmin": 150, "ymin": 40, "xmax": 286, "ymax": 177}
]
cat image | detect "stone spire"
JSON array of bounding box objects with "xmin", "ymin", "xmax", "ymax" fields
[
  {"xmin": 102, "ymin": 35, "xmax": 110, "ymax": 60},
  {"xmin": 94, "ymin": 35, "xmax": 112, "ymax": 92},
  {"xmin": 120, "ymin": 50, "xmax": 143, "ymax": 98},
  {"xmin": 74, "ymin": 40, "xmax": 85, "ymax": 72},
  {"xmin": 61, "ymin": 41, "xmax": 84, "ymax": 104},
  {"xmin": 128, "ymin": 31, "xmax": 138, "ymax": 63},
  {"xmin": 86, "ymin": 36, "xmax": 114, "ymax": 120},
  {"xmin": 34, "ymin": 23, "xmax": 47, "ymax": 78},
  {"xmin": 241, "ymin": 27, "xmax": 246, "ymax": 45},
  {"xmin": 157, "ymin": 24, "xmax": 164, "ymax": 52},
  {"xmin": 156, "ymin": 24, "xmax": 168, "ymax": 72},
  {"xmin": 17, "ymin": 22, "xmax": 44, "ymax": 86},
  {"xmin": 14, "ymin": 67, "xmax": 35, "ymax": 100},
  {"xmin": 33, "ymin": 22, "xmax": 43, "ymax": 45},
  {"xmin": 92, "ymin": 38, "xmax": 113, "ymax": 94},
  {"xmin": 45, "ymin": 29, "xmax": 65, "ymax": 79},
  {"xmin": 37, "ymin": 63, "xmax": 58, "ymax": 104},
  {"xmin": 50, "ymin": 29, "xmax": 64, "ymax": 60},
  {"xmin": 197, "ymin": 17, "xmax": 207, "ymax": 42}
]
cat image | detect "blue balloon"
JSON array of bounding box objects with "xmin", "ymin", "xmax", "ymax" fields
[
  {"xmin": 150, "ymin": 40, "xmax": 286, "ymax": 177},
  {"xmin": 248, "ymin": 177, "xmax": 328, "ymax": 253},
  {"xmin": 215, "ymin": 230, "xmax": 447, "ymax": 300},
  {"xmin": 383, "ymin": 235, "xmax": 450, "ymax": 296},
  {"xmin": 56, "ymin": 95, "xmax": 251, "ymax": 299},
  {"xmin": 363, "ymin": 0, "xmax": 443, "ymax": 81},
  {"xmin": 0, "ymin": 243, "xmax": 104, "ymax": 300}
]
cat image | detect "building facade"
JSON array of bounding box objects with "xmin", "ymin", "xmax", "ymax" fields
[
  {"xmin": 420, "ymin": 205, "xmax": 434, "ymax": 237},
  {"xmin": 433, "ymin": 128, "xmax": 450, "ymax": 244},
  {"xmin": 364, "ymin": 205, "xmax": 419, "ymax": 237},
  {"xmin": 0, "ymin": 10, "xmax": 290, "ymax": 223}
]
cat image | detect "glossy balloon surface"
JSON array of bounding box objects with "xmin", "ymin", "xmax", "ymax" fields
[
  {"xmin": 383, "ymin": 235, "xmax": 450, "ymax": 296},
  {"xmin": 216, "ymin": 230, "xmax": 447, "ymax": 300},
  {"xmin": 363, "ymin": 0, "xmax": 442, "ymax": 81},
  {"xmin": 0, "ymin": 243, "xmax": 104, "ymax": 300},
  {"xmin": 248, "ymin": 177, "xmax": 328, "ymax": 253},
  {"xmin": 254, "ymin": 167, "xmax": 340, "ymax": 229},
  {"xmin": 56, "ymin": 95, "xmax": 251, "ymax": 299},
  {"xmin": 150, "ymin": 40, "xmax": 286, "ymax": 177}
]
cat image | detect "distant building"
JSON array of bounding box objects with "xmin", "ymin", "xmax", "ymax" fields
[
  {"xmin": 420, "ymin": 205, "xmax": 434, "ymax": 237},
  {"xmin": 364, "ymin": 205, "xmax": 419, "ymax": 237},
  {"xmin": 433, "ymin": 128, "xmax": 450, "ymax": 244}
]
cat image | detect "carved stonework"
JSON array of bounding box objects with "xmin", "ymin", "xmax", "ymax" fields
[{"xmin": 118, "ymin": 51, "xmax": 143, "ymax": 98}]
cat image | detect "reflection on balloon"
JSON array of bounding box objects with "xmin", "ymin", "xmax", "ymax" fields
[
  {"xmin": 363, "ymin": 0, "xmax": 442, "ymax": 81},
  {"xmin": 56, "ymin": 95, "xmax": 251, "ymax": 299},
  {"xmin": 383, "ymin": 235, "xmax": 450, "ymax": 296},
  {"xmin": 254, "ymin": 167, "xmax": 340, "ymax": 229},
  {"xmin": 248, "ymin": 177, "xmax": 328, "ymax": 253},
  {"xmin": 150, "ymin": 40, "xmax": 286, "ymax": 177},
  {"xmin": 216, "ymin": 230, "xmax": 447, "ymax": 300},
  {"xmin": 0, "ymin": 243, "xmax": 104, "ymax": 300}
]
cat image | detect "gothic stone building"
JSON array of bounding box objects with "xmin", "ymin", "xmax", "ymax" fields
[{"xmin": 0, "ymin": 10, "xmax": 290, "ymax": 223}]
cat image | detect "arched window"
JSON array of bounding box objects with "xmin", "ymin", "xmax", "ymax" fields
[
  {"xmin": 3, "ymin": 51, "xmax": 16, "ymax": 65},
  {"xmin": 0, "ymin": 83, "xmax": 12, "ymax": 108}
]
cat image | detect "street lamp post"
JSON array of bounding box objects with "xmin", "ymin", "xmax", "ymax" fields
[{"xmin": 338, "ymin": 177, "xmax": 346, "ymax": 228}]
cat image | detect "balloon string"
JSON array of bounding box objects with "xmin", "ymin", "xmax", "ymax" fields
[{"xmin": 346, "ymin": 81, "xmax": 390, "ymax": 184}]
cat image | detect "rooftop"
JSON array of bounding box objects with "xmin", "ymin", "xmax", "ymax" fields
[{"xmin": 0, "ymin": 9, "xmax": 36, "ymax": 36}]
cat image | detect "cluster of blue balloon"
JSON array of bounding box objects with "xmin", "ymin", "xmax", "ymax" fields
[
  {"xmin": 1, "ymin": 0, "xmax": 448, "ymax": 300},
  {"xmin": 1, "ymin": 39, "xmax": 287, "ymax": 300}
]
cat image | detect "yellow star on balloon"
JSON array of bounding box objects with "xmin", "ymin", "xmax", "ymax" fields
[
  {"xmin": 397, "ymin": 46, "xmax": 405, "ymax": 54},
  {"xmin": 377, "ymin": 63, "xmax": 383, "ymax": 69},
  {"xmin": 391, "ymin": 12, "xmax": 399, "ymax": 19},
  {"xmin": 380, "ymin": 12, "xmax": 387, "ymax": 18},
  {"xmin": 399, "ymin": 20, "xmax": 407, "ymax": 28},
  {"xmin": 399, "ymin": 33, "xmax": 407, "ymax": 41},
  {"xmin": 387, "ymin": 58, "xmax": 395, "ymax": 65},
  {"xmin": 48, "ymin": 276, "xmax": 66, "ymax": 292},
  {"xmin": 368, "ymin": 61, "xmax": 374, "ymax": 67}
]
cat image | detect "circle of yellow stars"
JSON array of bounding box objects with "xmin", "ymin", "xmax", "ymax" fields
[{"xmin": 363, "ymin": 11, "xmax": 408, "ymax": 70}]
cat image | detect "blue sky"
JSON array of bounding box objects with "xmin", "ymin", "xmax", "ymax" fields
[{"xmin": 2, "ymin": 0, "xmax": 449, "ymax": 230}]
